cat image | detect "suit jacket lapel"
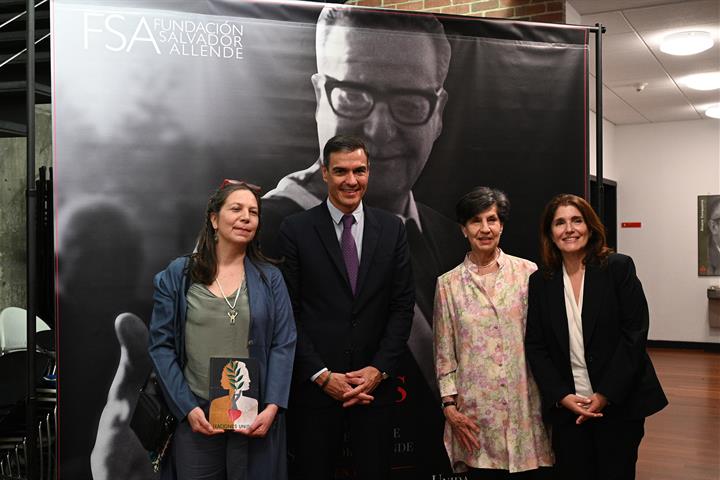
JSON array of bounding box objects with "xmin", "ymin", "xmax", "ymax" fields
[
  {"xmin": 548, "ymin": 271, "xmax": 570, "ymax": 356},
  {"xmin": 405, "ymin": 217, "xmax": 439, "ymax": 321},
  {"xmin": 243, "ymin": 257, "xmax": 261, "ymax": 335},
  {"xmin": 356, "ymin": 205, "xmax": 380, "ymax": 296},
  {"xmin": 311, "ymin": 204, "xmax": 352, "ymax": 292},
  {"xmin": 581, "ymin": 264, "xmax": 603, "ymax": 347}
]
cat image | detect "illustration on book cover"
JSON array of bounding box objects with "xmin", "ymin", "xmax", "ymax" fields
[{"xmin": 208, "ymin": 357, "xmax": 259, "ymax": 430}]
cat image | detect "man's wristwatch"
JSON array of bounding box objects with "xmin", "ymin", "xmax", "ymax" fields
[{"xmin": 441, "ymin": 400, "xmax": 457, "ymax": 409}]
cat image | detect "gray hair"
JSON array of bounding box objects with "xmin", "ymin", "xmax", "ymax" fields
[{"xmin": 709, "ymin": 196, "xmax": 720, "ymax": 221}]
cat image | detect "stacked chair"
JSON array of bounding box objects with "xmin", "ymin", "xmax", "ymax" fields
[{"xmin": 0, "ymin": 307, "xmax": 56, "ymax": 480}]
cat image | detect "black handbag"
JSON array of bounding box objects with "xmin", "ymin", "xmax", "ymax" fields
[{"xmin": 130, "ymin": 372, "xmax": 177, "ymax": 472}]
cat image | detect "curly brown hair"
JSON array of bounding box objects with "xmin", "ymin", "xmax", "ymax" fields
[{"xmin": 539, "ymin": 194, "xmax": 611, "ymax": 274}]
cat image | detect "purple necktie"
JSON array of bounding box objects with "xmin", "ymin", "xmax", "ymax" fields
[{"xmin": 341, "ymin": 214, "xmax": 359, "ymax": 294}]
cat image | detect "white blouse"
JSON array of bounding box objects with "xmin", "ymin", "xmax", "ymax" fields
[{"xmin": 562, "ymin": 265, "xmax": 593, "ymax": 398}]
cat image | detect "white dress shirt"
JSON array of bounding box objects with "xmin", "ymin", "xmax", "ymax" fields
[
  {"xmin": 325, "ymin": 199, "xmax": 364, "ymax": 260},
  {"xmin": 310, "ymin": 200, "xmax": 365, "ymax": 382}
]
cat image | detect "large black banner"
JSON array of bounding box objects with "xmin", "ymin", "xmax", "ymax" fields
[{"xmin": 53, "ymin": 1, "xmax": 588, "ymax": 478}]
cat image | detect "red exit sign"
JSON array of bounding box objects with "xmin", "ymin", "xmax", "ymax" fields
[{"xmin": 621, "ymin": 222, "xmax": 642, "ymax": 228}]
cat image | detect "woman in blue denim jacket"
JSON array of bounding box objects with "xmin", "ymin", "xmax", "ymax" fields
[{"xmin": 149, "ymin": 180, "xmax": 296, "ymax": 480}]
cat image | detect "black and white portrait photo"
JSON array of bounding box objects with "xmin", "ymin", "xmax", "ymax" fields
[{"xmin": 698, "ymin": 195, "xmax": 720, "ymax": 276}]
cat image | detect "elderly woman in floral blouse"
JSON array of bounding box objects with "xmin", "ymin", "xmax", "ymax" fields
[{"xmin": 433, "ymin": 187, "xmax": 553, "ymax": 479}]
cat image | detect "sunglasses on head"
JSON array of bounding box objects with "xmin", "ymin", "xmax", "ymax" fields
[{"xmin": 219, "ymin": 179, "xmax": 261, "ymax": 193}]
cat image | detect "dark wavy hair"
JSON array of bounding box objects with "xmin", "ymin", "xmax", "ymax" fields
[
  {"xmin": 539, "ymin": 194, "xmax": 611, "ymax": 274},
  {"xmin": 190, "ymin": 182, "xmax": 274, "ymax": 285},
  {"xmin": 455, "ymin": 186, "xmax": 510, "ymax": 225}
]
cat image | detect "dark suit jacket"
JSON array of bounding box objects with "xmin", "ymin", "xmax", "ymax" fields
[
  {"xmin": 278, "ymin": 202, "xmax": 415, "ymax": 407},
  {"xmin": 525, "ymin": 253, "xmax": 667, "ymax": 423},
  {"xmin": 262, "ymin": 196, "xmax": 464, "ymax": 325}
]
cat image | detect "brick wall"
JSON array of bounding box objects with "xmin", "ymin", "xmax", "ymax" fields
[{"xmin": 344, "ymin": 0, "xmax": 566, "ymax": 23}]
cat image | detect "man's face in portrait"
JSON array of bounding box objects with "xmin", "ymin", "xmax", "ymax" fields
[
  {"xmin": 312, "ymin": 26, "xmax": 448, "ymax": 210},
  {"xmin": 710, "ymin": 201, "xmax": 720, "ymax": 245}
]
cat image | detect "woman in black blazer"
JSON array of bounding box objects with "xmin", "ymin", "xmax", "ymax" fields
[{"xmin": 525, "ymin": 194, "xmax": 667, "ymax": 480}]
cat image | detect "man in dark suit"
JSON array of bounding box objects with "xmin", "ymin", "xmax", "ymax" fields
[{"xmin": 279, "ymin": 135, "xmax": 414, "ymax": 480}]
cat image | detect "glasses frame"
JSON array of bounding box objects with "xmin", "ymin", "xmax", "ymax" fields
[{"xmin": 321, "ymin": 74, "xmax": 442, "ymax": 126}]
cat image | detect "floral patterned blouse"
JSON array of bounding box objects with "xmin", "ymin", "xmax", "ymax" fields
[{"xmin": 433, "ymin": 251, "xmax": 553, "ymax": 473}]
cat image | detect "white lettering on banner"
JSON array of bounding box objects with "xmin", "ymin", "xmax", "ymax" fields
[
  {"xmin": 104, "ymin": 14, "xmax": 127, "ymax": 52},
  {"xmin": 168, "ymin": 44, "xmax": 243, "ymax": 59},
  {"xmin": 126, "ymin": 17, "xmax": 160, "ymax": 54},
  {"xmin": 154, "ymin": 16, "xmax": 243, "ymax": 58},
  {"xmin": 82, "ymin": 10, "xmax": 244, "ymax": 60},
  {"xmin": 83, "ymin": 12, "xmax": 104, "ymax": 49}
]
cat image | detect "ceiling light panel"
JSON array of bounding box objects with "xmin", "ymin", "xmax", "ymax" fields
[
  {"xmin": 682, "ymin": 72, "xmax": 720, "ymax": 90},
  {"xmin": 660, "ymin": 31, "xmax": 713, "ymax": 55}
]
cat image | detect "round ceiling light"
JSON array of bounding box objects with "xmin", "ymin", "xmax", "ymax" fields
[
  {"xmin": 660, "ymin": 31, "xmax": 713, "ymax": 56},
  {"xmin": 706, "ymin": 104, "xmax": 720, "ymax": 119},
  {"xmin": 682, "ymin": 72, "xmax": 720, "ymax": 90}
]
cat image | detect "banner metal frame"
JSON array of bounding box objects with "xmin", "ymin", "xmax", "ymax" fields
[{"xmin": 24, "ymin": 7, "xmax": 605, "ymax": 478}]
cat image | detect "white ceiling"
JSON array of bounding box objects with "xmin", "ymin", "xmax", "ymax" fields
[{"xmin": 567, "ymin": 0, "xmax": 720, "ymax": 125}]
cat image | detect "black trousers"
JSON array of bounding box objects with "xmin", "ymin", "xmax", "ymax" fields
[
  {"xmin": 289, "ymin": 404, "xmax": 393, "ymax": 480},
  {"xmin": 468, "ymin": 467, "xmax": 554, "ymax": 480},
  {"xmin": 551, "ymin": 415, "xmax": 645, "ymax": 480}
]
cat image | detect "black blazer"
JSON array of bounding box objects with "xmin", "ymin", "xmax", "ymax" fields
[
  {"xmin": 261, "ymin": 196, "xmax": 465, "ymax": 325},
  {"xmin": 278, "ymin": 202, "xmax": 415, "ymax": 407},
  {"xmin": 525, "ymin": 253, "xmax": 667, "ymax": 423}
]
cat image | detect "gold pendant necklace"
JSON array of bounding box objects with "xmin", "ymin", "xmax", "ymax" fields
[{"xmin": 216, "ymin": 277, "xmax": 242, "ymax": 324}]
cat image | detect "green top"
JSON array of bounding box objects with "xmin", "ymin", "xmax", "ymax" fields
[{"xmin": 183, "ymin": 281, "xmax": 250, "ymax": 400}]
